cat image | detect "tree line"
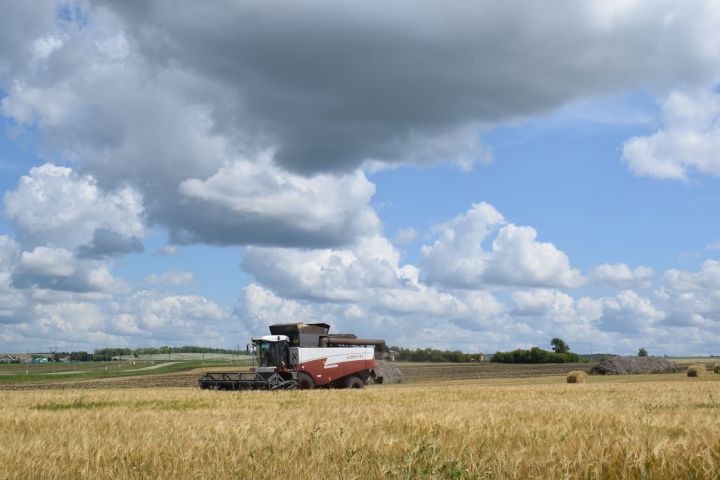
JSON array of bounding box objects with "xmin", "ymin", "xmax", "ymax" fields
[
  {"xmin": 490, "ymin": 338, "xmax": 584, "ymax": 364},
  {"xmin": 133, "ymin": 346, "xmax": 242, "ymax": 355},
  {"xmin": 490, "ymin": 347, "xmax": 581, "ymax": 364},
  {"xmin": 22, "ymin": 338, "xmax": 603, "ymax": 364},
  {"xmin": 390, "ymin": 338, "xmax": 583, "ymax": 364},
  {"xmin": 390, "ymin": 347, "xmax": 485, "ymax": 363},
  {"xmin": 63, "ymin": 346, "xmax": 243, "ymax": 362}
]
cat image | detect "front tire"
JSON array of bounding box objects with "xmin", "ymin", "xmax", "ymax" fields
[
  {"xmin": 297, "ymin": 372, "xmax": 315, "ymax": 390},
  {"xmin": 342, "ymin": 375, "xmax": 364, "ymax": 389}
]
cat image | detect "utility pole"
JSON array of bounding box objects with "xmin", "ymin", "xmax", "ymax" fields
[{"xmin": 49, "ymin": 346, "xmax": 57, "ymax": 373}]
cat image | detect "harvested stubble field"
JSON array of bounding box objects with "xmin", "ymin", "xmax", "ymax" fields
[
  {"xmin": 1, "ymin": 373, "xmax": 720, "ymax": 479},
  {"xmin": 397, "ymin": 361, "xmax": 592, "ymax": 381}
]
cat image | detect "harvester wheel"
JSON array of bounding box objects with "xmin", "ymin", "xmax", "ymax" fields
[
  {"xmin": 297, "ymin": 372, "xmax": 315, "ymax": 390},
  {"xmin": 342, "ymin": 376, "xmax": 364, "ymax": 389}
]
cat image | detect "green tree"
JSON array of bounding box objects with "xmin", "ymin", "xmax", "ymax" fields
[
  {"xmin": 638, "ymin": 347, "xmax": 648, "ymax": 357},
  {"xmin": 490, "ymin": 347, "xmax": 581, "ymax": 364},
  {"xmin": 550, "ymin": 338, "xmax": 570, "ymax": 354},
  {"xmin": 389, "ymin": 346, "xmax": 484, "ymax": 363}
]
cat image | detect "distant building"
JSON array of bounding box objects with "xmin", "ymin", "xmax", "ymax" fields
[{"xmin": 0, "ymin": 354, "xmax": 19, "ymax": 363}]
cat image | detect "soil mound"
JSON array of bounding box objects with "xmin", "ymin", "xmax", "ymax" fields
[
  {"xmin": 588, "ymin": 356, "xmax": 683, "ymax": 375},
  {"xmin": 372, "ymin": 360, "xmax": 404, "ymax": 384}
]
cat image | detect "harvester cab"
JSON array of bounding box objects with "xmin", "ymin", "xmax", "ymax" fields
[
  {"xmin": 198, "ymin": 322, "xmax": 402, "ymax": 390},
  {"xmin": 251, "ymin": 335, "xmax": 289, "ymax": 372}
]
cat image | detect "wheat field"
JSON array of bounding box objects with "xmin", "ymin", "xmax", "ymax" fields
[{"xmin": 1, "ymin": 374, "xmax": 719, "ymax": 479}]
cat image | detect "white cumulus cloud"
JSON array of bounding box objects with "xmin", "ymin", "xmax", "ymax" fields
[
  {"xmin": 623, "ymin": 89, "xmax": 720, "ymax": 180},
  {"xmin": 657, "ymin": 260, "xmax": 720, "ymax": 327},
  {"xmin": 4, "ymin": 163, "xmax": 144, "ymax": 249},
  {"xmin": 591, "ymin": 290, "xmax": 665, "ymax": 333},
  {"xmin": 589, "ymin": 263, "xmax": 654, "ymax": 288},
  {"xmin": 178, "ymin": 156, "xmax": 380, "ymax": 246},
  {"xmin": 16, "ymin": 246, "xmax": 75, "ymax": 277},
  {"xmin": 511, "ymin": 289, "xmax": 577, "ymax": 323},
  {"xmin": 421, "ymin": 203, "xmax": 584, "ymax": 289}
]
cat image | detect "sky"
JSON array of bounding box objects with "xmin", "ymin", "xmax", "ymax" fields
[{"xmin": 1, "ymin": 1, "xmax": 720, "ymax": 355}]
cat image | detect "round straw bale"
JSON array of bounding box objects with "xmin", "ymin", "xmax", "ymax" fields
[
  {"xmin": 714, "ymin": 363, "xmax": 720, "ymax": 374},
  {"xmin": 566, "ymin": 371, "xmax": 588, "ymax": 383},
  {"xmin": 687, "ymin": 364, "xmax": 706, "ymax": 377}
]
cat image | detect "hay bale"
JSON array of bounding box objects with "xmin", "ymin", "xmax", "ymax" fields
[
  {"xmin": 566, "ymin": 371, "xmax": 588, "ymax": 383},
  {"xmin": 687, "ymin": 364, "xmax": 706, "ymax": 377},
  {"xmin": 713, "ymin": 363, "xmax": 720, "ymax": 374}
]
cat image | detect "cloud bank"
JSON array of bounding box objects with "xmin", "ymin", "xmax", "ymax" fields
[{"xmin": 0, "ymin": 1, "xmax": 720, "ymax": 353}]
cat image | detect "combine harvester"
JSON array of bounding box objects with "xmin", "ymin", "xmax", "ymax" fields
[{"xmin": 198, "ymin": 322, "xmax": 402, "ymax": 390}]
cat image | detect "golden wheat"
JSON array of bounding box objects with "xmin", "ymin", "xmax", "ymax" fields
[{"xmin": 1, "ymin": 374, "xmax": 719, "ymax": 479}]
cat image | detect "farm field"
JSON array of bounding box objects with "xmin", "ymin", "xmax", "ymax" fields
[
  {"xmin": 1, "ymin": 373, "xmax": 720, "ymax": 479},
  {"xmin": 669, "ymin": 357, "xmax": 720, "ymax": 365},
  {"xmin": 397, "ymin": 361, "xmax": 593, "ymax": 382},
  {"xmin": 0, "ymin": 360, "xmax": 248, "ymax": 387},
  {"xmin": 0, "ymin": 362, "xmax": 591, "ymax": 390},
  {"xmin": 3, "ymin": 357, "xmax": 709, "ymax": 390},
  {"xmin": 0, "ymin": 360, "xmax": 168, "ymax": 375},
  {"xmin": 0, "ymin": 358, "xmax": 252, "ymax": 376}
]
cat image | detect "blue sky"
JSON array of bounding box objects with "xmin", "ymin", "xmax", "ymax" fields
[
  {"xmin": 373, "ymin": 97, "xmax": 720, "ymax": 276},
  {"xmin": 1, "ymin": 1, "xmax": 720, "ymax": 355}
]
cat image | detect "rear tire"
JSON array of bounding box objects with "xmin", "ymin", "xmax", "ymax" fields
[{"xmin": 342, "ymin": 375, "xmax": 364, "ymax": 389}]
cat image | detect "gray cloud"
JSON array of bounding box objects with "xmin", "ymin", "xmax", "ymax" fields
[
  {"xmin": 4, "ymin": 1, "xmax": 720, "ymax": 354},
  {"xmin": 0, "ymin": 0, "xmax": 57, "ymax": 82},
  {"xmin": 98, "ymin": 0, "xmax": 720, "ymax": 173},
  {"xmin": 75, "ymin": 228, "xmax": 144, "ymax": 259},
  {"xmin": 2, "ymin": 1, "xmax": 720, "ymax": 249},
  {"xmin": 11, "ymin": 269, "xmax": 115, "ymax": 294}
]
